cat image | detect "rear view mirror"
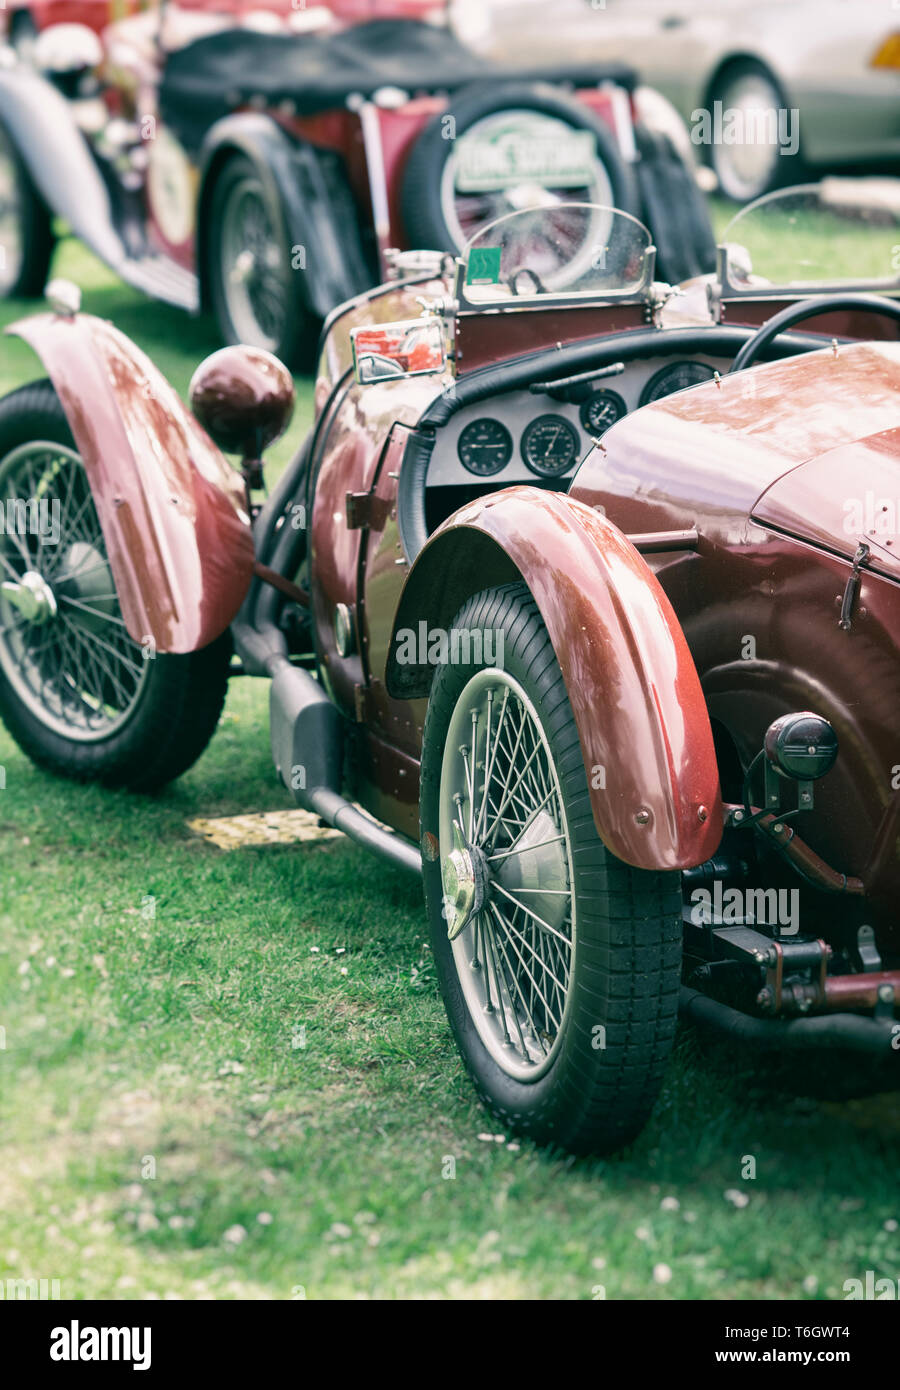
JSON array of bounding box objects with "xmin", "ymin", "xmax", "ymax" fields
[{"xmin": 351, "ymin": 318, "xmax": 446, "ymax": 385}]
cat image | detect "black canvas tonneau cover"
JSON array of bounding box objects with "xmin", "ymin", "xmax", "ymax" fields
[{"xmin": 159, "ymin": 18, "xmax": 636, "ymax": 152}]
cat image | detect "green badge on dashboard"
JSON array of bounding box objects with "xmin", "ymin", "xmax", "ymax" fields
[{"xmin": 466, "ymin": 247, "xmax": 502, "ymax": 286}]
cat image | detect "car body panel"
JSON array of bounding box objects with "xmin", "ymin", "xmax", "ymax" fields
[
  {"xmin": 753, "ymin": 427, "xmax": 900, "ymax": 580},
  {"xmin": 387, "ymin": 487, "xmax": 724, "ymax": 872},
  {"xmin": 309, "ymin": 370, "xmax": 450, "ymax": 720},
  {"xmin": 569, "ymin": 339, "xmax": 900, "ymax": 945},
  {"xmin": 7, "ymin": 311, "xmax": 254, "ymax": 654},
  {"xmin": 570, "ymin": 341, "xmax": 900, "ymax": 532}
]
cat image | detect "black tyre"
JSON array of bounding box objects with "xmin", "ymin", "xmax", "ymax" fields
[
  {"xmin": 0, "ymin": 381, "xmax": 230, "ymax": 792},
  {"xmin": 420, "ymin": 582, "xmax": 682, "ymax": 1155},
  {"xmin": 207, "ymin": 153, "xmax": 316, "ymax": 370},
  {"xmin": 401, "ymin": 81, "xmax": 640, "ymax": 275},
  {"xmin": 0, "ymin": 118, "xmax": 54, "ymax": 299},
  {"xmin": 708, "ymin": 60, "xmax": 801, "ymax": 202},
  {"xmin": 633, "ymin": 125, "xmax": 717, "ymax": 283}
]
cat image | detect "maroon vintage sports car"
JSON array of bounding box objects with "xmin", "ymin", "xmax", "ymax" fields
[
  {"xmin": 0, "ymin": 6, "xmax": 713, "ymax": 365},
  {"xmin": 1, "ymin": 185, "xmax": 898, "ymax": 1154}
]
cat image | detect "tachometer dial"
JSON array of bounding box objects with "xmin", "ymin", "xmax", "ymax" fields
[
  {"xmin": 521, "ymin": 415, "xmax": 580, "ymax": 478},
  {"xmin": 639, "ymin": 361, "xmax": 716, "ymax": 406},
  {"xmin": 457, "ymin": 418, "xmax": 513, "ymax": 476},
  {"xmin": 579, "ymin": 389, "xmax": 627, "ymax": 439}
]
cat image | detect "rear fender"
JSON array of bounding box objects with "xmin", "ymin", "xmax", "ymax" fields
[
  {"xmin": 197, "ymin": 114, "xmax": 373, "ymax": 321},
  {"xmin": 7, "ymin": 311, "xmax": 254, "ymax": 654},
  {"xmin": 0, "ymin": 64, "xmax": 128, "ymax": 272},
  {"xmin": 386, "ymin": 487, "xmax": 722, "ymax": 871}
]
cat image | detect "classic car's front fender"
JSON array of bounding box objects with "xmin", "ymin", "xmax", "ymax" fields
[
  {"xmin": 0, "ymin": 63, "xmax": 129, "ymax": 273},
  {"xmin": 386, "ymin": 487, "xmax": 722, "ymax": 871},
  {"xmin": 8, "ymin": 312, "xmax": 254, "ymax": 654}
]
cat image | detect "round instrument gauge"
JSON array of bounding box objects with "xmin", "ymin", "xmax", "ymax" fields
[
  {"xmin": 457, "ymin": 418, "xmax": 513, "ymax": 476},
  {"xmin": 639, "ymin": 360, "xmax": 717, "ymax": 406},
  {"xmin": 579, "ymin": 389, "xmax": 627, "ymax": 439},
  {"xmin": 521, "ymin": 415, "xmax": 581, "ymax": 478}
]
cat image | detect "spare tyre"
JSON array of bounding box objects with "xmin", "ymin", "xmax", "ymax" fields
[
  {"xmin": 633, "ymin": 125, "xmax": 717, "ymax": 284},
  {"xmin": 401, "ymin": 81, "xmax": 640, "ymax": 281}
]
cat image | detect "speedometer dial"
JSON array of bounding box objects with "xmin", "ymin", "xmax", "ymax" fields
[
  {"xmin": 457, "ymin": 418, "xmax": 513, "ymax": 476},
  {"xmin": 521, "ymin": 415, "xmax": 580, "ymax": 478},
  {"xmin": 580, "ymin": 389, "xmax": 627, "ymax": 439},
  {"xmin": 639, "ymin": 361, "xmax": 716, "ymax": 406}
]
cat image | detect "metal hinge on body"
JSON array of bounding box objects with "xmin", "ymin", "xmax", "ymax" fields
[
  {"xmin": 839, "ymin": 542, "xmax": 869, "ymax": 631},
  {"xmin": 346, "ymin": 491, "xmax": 374, "ymax": 530}
]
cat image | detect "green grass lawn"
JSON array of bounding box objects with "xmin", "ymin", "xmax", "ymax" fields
[{"xmin": 0, "ymin": 238, "xmax": 897, "ymax": 1301}]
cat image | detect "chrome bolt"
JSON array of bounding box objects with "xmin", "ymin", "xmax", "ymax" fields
[{"xmin": 1, "ymin": 571, "xmax": 57, "ymax": 625}]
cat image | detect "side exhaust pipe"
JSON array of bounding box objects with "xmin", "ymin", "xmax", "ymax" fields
[
  {"xmin": 269, "ymin": 656, "xmax": 422, "ymax": 877},
  {"xmin": 680, "ymin": 986, "xmax": 899, "ymax": 1057}
]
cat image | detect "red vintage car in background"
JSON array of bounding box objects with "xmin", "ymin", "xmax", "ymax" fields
[
  {"xmin": 1, "ymin": 0, "xmax": 443, "ymax": 49},
  {"xmin": 1, "ymin": 186, "xmax": 898, "ymax": 1153},
  {"xmin": 0, "ymin": 3, "xmax": 713, "ymax": 365}
]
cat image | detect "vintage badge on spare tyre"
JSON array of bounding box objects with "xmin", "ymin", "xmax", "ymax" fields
[{"xmin": 455, "ymin": 116, "xmax": 597, "ymax": 192}]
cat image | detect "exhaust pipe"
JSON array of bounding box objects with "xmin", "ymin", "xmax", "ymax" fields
[
  {"xmin": 269, "ymin": 655, "xmax": 421, "ymax": 877},
  {"xmin": 680, "ymin": 986, "xmax": 899, "ymax": 1056}
]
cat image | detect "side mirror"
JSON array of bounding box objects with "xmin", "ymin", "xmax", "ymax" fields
[{"xmin": 351, "ymin": 318, "xmax": 446, "ymax": 386}]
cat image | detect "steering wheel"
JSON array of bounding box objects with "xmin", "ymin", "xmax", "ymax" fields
[{"xmin": 729, "ymin": 293, "xmax": 900, "ymax": 374}]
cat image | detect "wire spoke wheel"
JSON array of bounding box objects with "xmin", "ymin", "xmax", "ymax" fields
[
  {"xmin": 0, "ymin": 441, "xmax": 149, "ymax": 741},
  {"xmin": 421, "ymin": 583, "xmax": 683, "ymax": 1155},
  {"xmin": 218, "ymin": 174, "xmax": 288, "ymax": 352},
  {"xmin": 439, "ymin": 669, "xmax": 576, "ymax": 1081},
  {"xmin": 0, "ymin": 381, "xmax": 231, "ymax": 790}
]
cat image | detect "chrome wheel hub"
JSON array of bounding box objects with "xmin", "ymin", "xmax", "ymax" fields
[
  {"xmin": 1, "ymin": 570, "xmax": 57, "ymax": 624},
  {"xmin": 0, "ymin": 440, "xmax": 149, "ymax": 741},
  {"xmin": 229, "ymin": 248, "xmax": 256, "ymax": 286},
  {"xmin": 438, "ymin": 668, "xmax": 576, "ymax": 1081},
  {"xmin": 442, "ymin": 821, "xmax": 488, "ymax": 941}
]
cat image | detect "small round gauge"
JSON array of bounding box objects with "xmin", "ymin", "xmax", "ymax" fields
[
  {"xmin": 579, "ymin": 389, "xmax": 628, "ymax": 439},
  {"xmin": 639, "ymin": 360, "xmax": 717, "ymax": 406},
  {"xmin": 457, "ymin": 417, "xmax": 513, "ymax": 476},
  {"xmin": 521, "ymin": 415, "xmax": 580, "ymax": 478}
]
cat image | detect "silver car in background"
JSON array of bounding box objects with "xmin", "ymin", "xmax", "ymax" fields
[{"xmin": 452, "ymin": 0, "xmax": 900, "ymax": 200}]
